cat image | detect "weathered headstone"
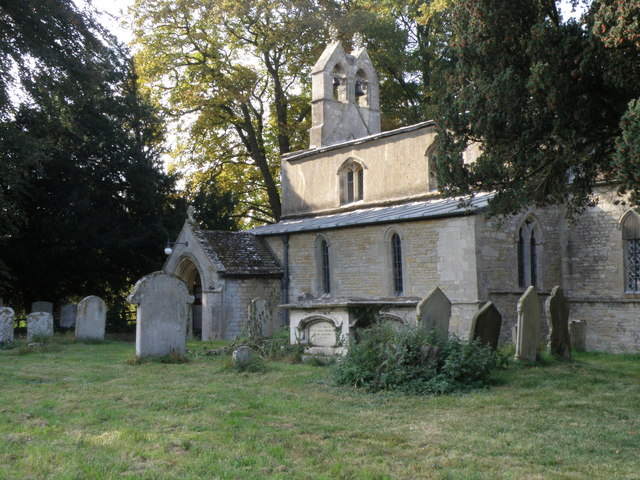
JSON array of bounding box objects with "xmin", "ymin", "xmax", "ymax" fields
[
  {"xmin": 470, "ymin": 302, "xmax": 502, "ymax": 350},
  {"xmin": 515, "ymin": 286, "xmax": 542, "ymax": 362},
  {"xmin": 31, "ymin": 301, "xmax": 53, "ymax": 314},
  {"xmin": 0, "ymin": 307, "xmax": 14, "ymax": 344},
  {"xmin": 76, "ymin": 296, "xmax": 106, "ymax": 340},
  {"xmin": 416, "ymin": 287, "xmax": 451, "ymax": 338},
  {"xmin": 545, "ymin": 286, "xmax": 571, "ymax": 360},
  {"xmin": 128, "ymin": 271, "xmax": 194, "ymax": 358},
  {"xmin": 307, "ymin": 320, "xmax": 337, "ymax": 347},
  {"xmin": 570, "ymin": 320, "xmax": 586, "ymax": 352},
  {"xmin": 232, "ymin": 345, "xmax": 255, "ymax": 367},
  {"xmin": 244, "ymin": 297, "xmax": 270, "ymax": 340},
  {"xmin": 27, "ymin": 312, "xmax": 53, "ymax": 341},
  {"xmin": 59, "ymin": 303, "xmax": 78, "ymax": 328}
]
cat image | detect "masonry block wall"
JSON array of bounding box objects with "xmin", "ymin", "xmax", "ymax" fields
[
  {"xmin": 263, "ymin": 215, "xmax": 481, "ymax": 337},
  {"xmin": 221, "ymin": 278, "xmax": 281, "ymax": 340},
  {"xmin": 475, "ymin": 207, "xmax": 564, "ymax": 345}
]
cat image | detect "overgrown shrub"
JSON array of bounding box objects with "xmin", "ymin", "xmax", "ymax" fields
[{"xmin": 333, "ymin": 323, "xmax": 504, "ymax": 395}]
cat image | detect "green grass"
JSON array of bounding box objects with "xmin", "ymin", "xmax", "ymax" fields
[{"xmin": 1, "ymin": 336, "xmax": 639, "ymax": 479}]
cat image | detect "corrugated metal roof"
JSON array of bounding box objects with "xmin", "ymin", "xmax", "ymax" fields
[{"xmin": 249, "ymin": 192, "xmax": 493, "ymax": 236}]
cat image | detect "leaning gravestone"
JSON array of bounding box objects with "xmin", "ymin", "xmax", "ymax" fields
[
  {"xmin": 244, "ymin": 297, "xmax": 270, "ymax": 340},
  {"xmin": 0, "ymin": 307, "xmax": 14, "ymax": 344},
  {"xmin": 59, "ymin": 303, "xmax": 78, "ymax": 328},
  {"xmin": 76, "ymin": 296, "xmax": 106, "ymax": 340},
  {"xmin": 27, "ymin": 312, "xmax": 53, "ymax": 341},
  {"xmin": 470, "ymin": 302, "xmax": 502, "ymax": 350},
  {"xmin": 416, "ymin": 287, "xmax": 451, "ymax": 338},
  {"xmin": 128, "ymin": 271, "xmax": 194, "ymax": 358},
  {"xmin": 545, "ymin": 286, "xmax": 571, "ymax": 360},
  {"xmin": 31, "ymin": 301, "xmax": 53, "ymax": 314},
  {"xmin": 515, "ymin": 286, "xmax": 542, "ymax": 362},
  {"xmin": 570, "ymin": 320, "xmax": 586, "ymax": 352}
]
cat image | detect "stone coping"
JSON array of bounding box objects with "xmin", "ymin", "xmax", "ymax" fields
[
  {"xmin": 283, "ymin": 120, "xmax": 435, "ymax": 162},
  {"xmin": 281, "ymin": 297, "xmax": 421, "ymax": 309}
]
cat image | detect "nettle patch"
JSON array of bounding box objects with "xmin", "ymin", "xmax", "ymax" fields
[{"xmin": 333, "ymin": 323, "xmax": 507, "ymax": 395}]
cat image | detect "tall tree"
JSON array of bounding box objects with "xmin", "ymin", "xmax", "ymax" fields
[
  {"xmin": 131, "ymin": 0, "xmax": 452, "ymax": 224},
  {"xmin": 432, "ymin": 0, "xmax": 640, "ymax": 216},
  {"xmin": 0, "ymin": 0, "xmax": 185, "ymax": 311}
]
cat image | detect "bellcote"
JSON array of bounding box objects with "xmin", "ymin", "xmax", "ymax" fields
[{"xmin": 309, "ymin": 37, "xmax": 381, "ymax": 148}]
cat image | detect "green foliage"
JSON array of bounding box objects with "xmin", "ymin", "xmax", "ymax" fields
[
  {"xmin": 434, "ymin": 0, "xmax": 640, "ymax": 216},
  {"xmin": 225, "ymin": 354, "xmax": 268, "ymax": 374},
  {"xmin": 127, "ymin": 350, "xmax": 189, "ymax": 365},
  {"xmin": 0, "ymin": 0, "xmax": 185, "ymax": 310},
  {"xmin": 333, "ymin": 323, "xmax": 503, "ymax": 395}
]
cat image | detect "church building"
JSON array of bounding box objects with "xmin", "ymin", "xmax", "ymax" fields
[{"xmin": 163, "ymin": 38, "xmax": 640, "ymax": 353}]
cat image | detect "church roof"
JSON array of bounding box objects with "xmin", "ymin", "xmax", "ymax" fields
[
  {"xmin": 193, "ymin": 229, "xmax": 283, "ymax": 277},
  {"xmin": 249, "ymin": 192, "xmax": 493, "ymax": 236}
]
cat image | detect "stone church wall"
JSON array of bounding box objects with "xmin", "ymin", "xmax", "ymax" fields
[
  {"xmin": 475, "ymin": 206, "xmax": 564, "ymax": 345},
  {"xmin": 221, "ymin": 278, "xmax": 281, "ymax": 340},
  {"xmin": 281, "ymin": 125, "xmax": 437, "ymax": 217},
  {"xmin": 563, "ymin": 187, "xmax": 640, "ymax": 352},
  {"xmin": 263, "ymin": 214, "xmax": 482, "ymax": 337}
]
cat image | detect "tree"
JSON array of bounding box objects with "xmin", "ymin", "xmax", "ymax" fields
[
  {"xmin": 0, "ymin": 0, "xmax": 185, "ymax": 312},
  {"xmin": 131, "ymin": 0, "xmax": 453, "ymax": 224},
  {"xmin": 432, "ymin": 0, "xmax": 640, "ymax": 217}
]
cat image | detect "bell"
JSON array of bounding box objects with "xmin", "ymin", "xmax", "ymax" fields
[{"xmin": 355, "ymin": 79, "xmax": 366, "ymax": 97}]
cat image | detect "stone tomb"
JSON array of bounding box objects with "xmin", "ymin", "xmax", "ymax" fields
[
  {"xmin": 128, "ymin": 271, "xmax": 194, "ymax": 358},
  {"xmin": 0, "ymin": 307, "xmax": 14, "ymax": 344},
  {"xmin": 31, "ymin": 301, "xmax": 53, "ymax": 314},
  {"xmin": 27, "ymin": 312, "xmax": 53, "ymax": 341},
  {"xmin": 545, "ymin": 286, "xmax": 571, "ymax": 360},
  {"xmin": 59, "ymin": 303, "xmax": 78, "ymax": 328},
  {"xmin": 515, "ymin": 286, "xmax": 542, "ymax": 362},
  {"xmin": 416, "ymin": 287, "xmax": 451, "ymax": 338},
  {"xmin": 470, "ymin": 302, "xmax": 502, "ymax": 350},
  {"xmin": 76, "ymin": 296, "xmax": 106, "ymax": 340}
]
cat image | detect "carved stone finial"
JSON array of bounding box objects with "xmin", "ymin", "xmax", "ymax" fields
[
  {"xmin": 328, "ymin": 25, "xmax": 338, "ymax": 43},
  {"xmin": 353, "ymin": 32, "xmax": 364, "ymax": 50},
  {"xmin": 187, "ymin": 205, "xmax": 195, "ymax": 222}
]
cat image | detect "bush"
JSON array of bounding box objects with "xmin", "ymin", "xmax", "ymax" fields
[{"xmin": 333, "ymin": 323, "xmax": 504, "ymax": 395}]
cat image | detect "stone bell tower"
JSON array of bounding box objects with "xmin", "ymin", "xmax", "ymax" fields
[{"xmin": 309, "ymin": 32, "xmax": 381, "ymax": 148}]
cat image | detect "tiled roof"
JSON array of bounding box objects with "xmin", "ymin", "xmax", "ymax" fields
[
  {"xmin": 193, "ymin": 229, "xmax": 283, "ymax": 277},
  {"xmin": 249, "ymin": 192, "xmax": 493, "ymax": 236}
]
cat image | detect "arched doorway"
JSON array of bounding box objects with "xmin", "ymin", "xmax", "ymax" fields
[{"xmin": 174, "ymin": 256, "xmax": 203, "ymax": 339}]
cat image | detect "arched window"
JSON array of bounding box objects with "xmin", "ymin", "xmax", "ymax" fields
[
  {"xmin": 355, "ymin": 69, "xmax": 369, "ymax": 107},
  {"xmin": 622, "ymin": 213, "xmax": 640, "ymax": 293},
  {"xmin": 315, "ymin": 236, "xmax": 331, "ymax": 295},
  {"xmin": 517, "ymin": 218, "xmax": 541, "ymax": 289},
  {"xmin": 332, "ymin": 64, "xmax": 346, "ymax": 102},
  {"xmin": 391, "ymin": 233, "xmax": 403, "ymax": 295},
  {"xmin": 338, "ymin": 159, "xmax": 364, "ymax": 205}
]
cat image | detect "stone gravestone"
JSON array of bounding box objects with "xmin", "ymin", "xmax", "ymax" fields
[
  {"xmin": 0, "ymin": 307, "xmax": 14, "ymax": 344},
  {"xmin": 515, "ymin": 286, "xmax": 542, "ymax": 362},
  {"xmin": 128, "ymin": 271, "xmax": 194, "ymax": 358},
  {"xmin": 470, "ymin": 302, "xmax": 502, "ymax": 350},
  {"xmin": 416, "ymin": 287, "xmax": 451, "ymax": 338},
  {"xmin": 232, "ymin": 345, "xmax": 255, "ymax": 367},
  {"xmin": 59, "ymin": 303, "xmax": 77, "ymax": 328},
  {"xmin": 545, "ymin": 286, "xmax": 571, "ymax": 360},
  {"xmin": 31, "ymin": 301, "xmax": 53, "ymax": 314},
  {"xmin": 570, "ymin": 320, "xmax": 586, "ymax": 352},
  {"xmin": 27, "ymin": 312, "xmax": 53, "ymax": 341},
  {"xmin": 244, "ymin": 297, "xmax": 270, "ymax": 340},
  {"xmin": 76, "ymin": 296, "xmax": 106, "ymax": 340}
]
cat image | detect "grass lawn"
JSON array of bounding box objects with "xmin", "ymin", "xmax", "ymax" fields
[{"xmin": 0, "ymin": 337, "xmax": 639, "ymax": 480}]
